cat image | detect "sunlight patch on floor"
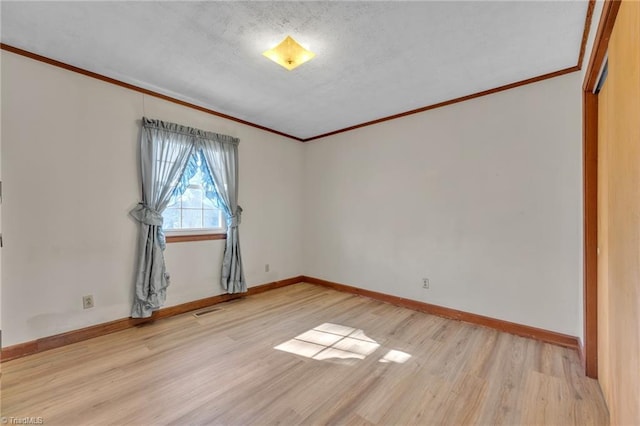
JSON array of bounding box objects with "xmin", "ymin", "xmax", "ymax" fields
[
  {"xmin": 379, "ymin": 349, "xmax": 412, "ymax": 363},
  {"xmin": 274, "ymin": 322, "xmax": 411, "ymax": 364}
]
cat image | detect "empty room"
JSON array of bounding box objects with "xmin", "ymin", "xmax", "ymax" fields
[{"xmin": 1, "ymin": 1, "xmax": 638, "ymax": 425}]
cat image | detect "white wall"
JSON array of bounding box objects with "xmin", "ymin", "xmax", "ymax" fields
[
  {"xmin": 303, "ymin": 72, "xmax": 583, "ymax": 336},
  {"xmin": 1, "ymin": 51, "xmax": 304, "ymax": 346},
  {"xmin": 0, "ymin": 51, "xmax": 3, "ymax": 337},
  {"xmin": 1, "ymin": 49, "xmax": 586, "ymax": 347}
]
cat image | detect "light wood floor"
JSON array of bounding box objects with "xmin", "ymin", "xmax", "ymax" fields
[{"xmin": 1, "ymin": 283, "xmax": 608, "ymax": 425}]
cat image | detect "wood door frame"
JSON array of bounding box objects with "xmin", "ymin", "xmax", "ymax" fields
[{"xmin": 582, "ymin": 0, "xmax": 621, "ymax": 379}]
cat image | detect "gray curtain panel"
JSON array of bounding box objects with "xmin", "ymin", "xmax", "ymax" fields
[
  {"xmin": 130, "ymin": 117, "xmax": 246, "ymax": 318},
  {"xmin": 200, "ymin": 137, "xmax": 246, "ymax": 293},
  {"xmin": 130, "ymin": 118, "xmax": 195, "ymax": 318}
]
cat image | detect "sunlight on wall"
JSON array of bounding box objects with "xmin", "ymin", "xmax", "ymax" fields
[{"xmin": 274, "ymin": 322, "xmax": 411, "ymax": 364}]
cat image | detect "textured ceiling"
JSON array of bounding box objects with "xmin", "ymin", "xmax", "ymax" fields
[{"xmin": 1, "ymin": 1, "xmax": 589, "ymax": 140}]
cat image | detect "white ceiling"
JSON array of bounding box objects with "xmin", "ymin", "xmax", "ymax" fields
[{"xmin": 1, "ymin": 1, "xmax": 589, "ymax": 140}]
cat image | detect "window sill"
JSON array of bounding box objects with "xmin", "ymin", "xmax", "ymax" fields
[{"xmin": 166, "ymin": 233, "xmax": 227, "ymax": 243}]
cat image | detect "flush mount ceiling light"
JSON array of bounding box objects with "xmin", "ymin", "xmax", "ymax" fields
[{"xmin": 262, "ymin": 36, "xmax": 315, "ymax": 71}]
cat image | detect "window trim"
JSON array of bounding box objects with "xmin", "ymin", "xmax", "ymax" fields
[{"xmin": 166, "ymin": 232, "xmax": 226, "ymax": 244}]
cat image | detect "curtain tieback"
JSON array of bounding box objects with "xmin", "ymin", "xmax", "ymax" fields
[
  {"xmin": 130, "ymin": 203, "xmax": 164, "ymax": 226},
  {"xmin": 228, "ymin": 205, "xmax": 243, "ymax": 228}
]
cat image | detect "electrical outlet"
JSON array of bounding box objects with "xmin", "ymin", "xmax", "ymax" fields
[
  {"xmin": 83, "ymin": 295, "xmax": 94, "ymax": 309},
  {"xmin": 265, "ymin": 264, "xmax": 270, "ymax": 272},
  {"xmin": 422, "ymin": 278, "xmax": 430, "ymax": 289}
]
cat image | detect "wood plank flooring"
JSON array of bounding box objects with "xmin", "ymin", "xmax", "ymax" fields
[{"xmin": 1, "ymin": 283, "xmax": 609, "ymax": 425}]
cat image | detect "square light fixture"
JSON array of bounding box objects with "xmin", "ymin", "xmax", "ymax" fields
[{"xmin": 262, "ymin": 36, "xmax": 315, "ymax": 71}]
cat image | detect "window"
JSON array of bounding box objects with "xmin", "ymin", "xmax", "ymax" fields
[{"xmin": 162, "ymin": 151, "xmax": 225, "ymax": 235}]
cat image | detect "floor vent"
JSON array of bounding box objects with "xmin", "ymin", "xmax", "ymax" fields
[{"xmin": 193, "ymin": 307, "xmax": 222, "ymax": 318}]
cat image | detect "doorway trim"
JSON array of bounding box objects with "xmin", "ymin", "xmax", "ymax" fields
[{"xmin": 581, "ymin": 0, "xmax": 621, "ymax": 379}]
